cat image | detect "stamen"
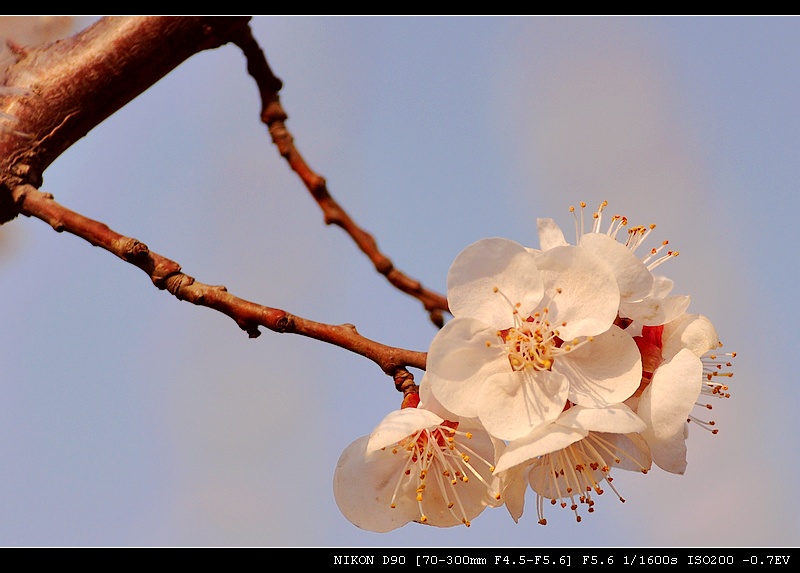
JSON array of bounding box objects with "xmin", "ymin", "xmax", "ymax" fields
[
  {"xmin": 389, "ymin": 421, "xmax": 498, "ymax": 528},
  {"xmin": 529, "ymin": 430, "xmax": 642, "ymax": 524},
  {"xmin": 488, "ymin": 285, "xmax": 592, "ymax": 375},
  {"xmin": 688, "ymin": 414, "xmax": 719, "ymax": 434}
]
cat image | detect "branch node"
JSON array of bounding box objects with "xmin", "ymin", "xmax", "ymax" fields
[
  {"xmin": 238, "ymin": 321, "xmax": 261, "ymax": 338},
  {"xmin": 163, "ymin": 272, "xmax": 194, "ymax": 298},
  {"xmin": 119, "ymin": 237, "xmax": 150, "ymax": 261},
  {"xmin": 393, "ymin": 369, "xmax": 416, "ymax": 394},
  {"xmin": 275, "ymin": 314, "xmax": 294, "ymax": 333},
  {"xmin": 262, "ymin": 99, "xmax": 287, "ymax": 124},
  {"xmin": 429, "ymin": 310, "xmax": 445, "ymax": 329},
  {"xmin": 11, "ymin": 163, "xmax": 33, "ymax": 178},
  {"xmin": 376, "ymin": 257, "xmax": 394, "ymax": 276}
]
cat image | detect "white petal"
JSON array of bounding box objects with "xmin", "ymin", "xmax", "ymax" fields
[
  {"xmin": 477, "ymin": 369, "xmax": 569, "ymax": 441},
  {"xmin": 555, "ymin": 326, "xmax": 642, "ymax": 407},
  {"xmin": 651, "ymin": 275, "xmax": 675, "ymax": 297},
  {"xmin": 426, "ymin": 317, "xmax": 507, "ymax": 418},
  {"xmin": 536, "ymin": 218, "xmax": 569, "ymax": 251},
  {"xmin": 662, "ymin": 314, "xmax": 719, "ymax": 360},
  {"xmin": 647, "ymin": 426, "xmax": 689, "ymax": 474},
  {"xmin": 494, "ymin": 423, "xmax": 587, "ymax": 474},
  {"xmin": 579, "ymin": 232, "xmax": 654, "ymax": 301},
  {"xmin": 418, "ymin": 375, "xmax": 458, "ymax": 420},
  {"xmin": 556, "ymin": 403, "xmax": 646, "ymax": 434},
  {"xmin": 333, "ymin": 436, "xmax": 418, "ymax": 532},
  {"xmin": 366, "ymin": 408, "xmax": 443, "ymax": 456},
  {"xmin": 639, "ymin": 348, "xmax": 702, "ymax": 442},
  {"xmin": 620, "ymin": 294, "xmax": 691, "ymax": 326},
  {"xmin": 593, "ymin": 431, "xmax": 652, "ymax": 472},
  {"xmin": 534, "ymin": 245, "xmax": 620, "ymax": 339},
  {"xmin": 447, "ymin": 238, "xmax": 544, "ymax": 325},
  {"xmin": 498, "ymin": 465, "xmax": 528, "ymax": 523}
]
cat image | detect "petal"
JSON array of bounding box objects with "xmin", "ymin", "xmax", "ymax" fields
[
  {"xmin": 536, "ymin": 218, "xmax": 569, "ymax": 251},
  {"xmin": 662, "ymin": 313, "xmax": 719, "ymax": 360},
  {"xmin": 651, "ymin": 275, "xmax": 675, "ymax": 297},
  {"xmin": 333, "ymin": 436, "xmax": 418, "ymax": 532},
  {"xmin": 555, "ymin": 326, "xmax": 642, "ymax": 407},
  {"xmin": 494, "ymin": 422, "xmax": 587, "ymax": 474},
  {"xmin": 477, "ymin": 369, "xmax": 569, "ymax": 441},
  {"xmin": 620, "ymin": 294, "xmax": 691, "ymax": 326},
  {"xmin": 648, "ymin": 426, "xmax": 689, "ymax": 474},
  {"xmin": 498, "ymin": 465, "xmax": 528, "ymax": 523},
  {"xmin": 426, "ymin": 317, "xmax": 507, "ymax": 418},
  {"xmin": 592, "ymin": 431, "xmax": 652, "ymax": 472},
  {"xmin": 447, "ymin": 238, "xmax": 544, "ymax": 325},
  {"xmin": 638, "ymin": 347, "xmax": 702, "ymax": 442},
  {"xmin": 556, "ymin": 403, "xmax": 646, "ymax": 434},
  {"xmin": 579, "ymin": 232, "xmax": 654, "ymax": 301},
  {"xmin": 366, "ymin": 408, "xmax": 443, "ymax": 456},
  {"xmin": 417, "ymin": 374, "xmax": 458, "ymax": 420},
  {"xmin": 534, "ymin": 245, "xmax": 620, "ymax": 339}
]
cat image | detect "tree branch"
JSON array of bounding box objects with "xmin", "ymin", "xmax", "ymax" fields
[
  {"xmin": 11, "ymin": 183, "xmax": 427, "ymax": 376},
  {"xmin": 1, "ymin": 16, "xmax": 250, "ymax": 221},
  {"xmin": 2, "ymin": 17, "xmax": 432, "ymax": 381},
  {"xmin": 232, "ymin": 25, "xmax": 450, "ymax": 328}
]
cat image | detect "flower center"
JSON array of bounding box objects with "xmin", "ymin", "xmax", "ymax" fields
[
  {"xmin": 489, "ymin": 286, "xmax": 591, "ymax": 372},
  {"xmin": 387, "ymin": 421, "xmax": 500, "ymax": 527}
]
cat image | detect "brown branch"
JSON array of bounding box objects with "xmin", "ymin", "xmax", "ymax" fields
[
  {"xmin": 11, "ymin": 183, "xmax": 427, "ymax": 376},
  {"xmin": 232, "ymin": 25, "xmax": 450, "ymax": 328},
  {"xmin": 1, "ymin": 16, "xmax": 251, "ymax": 222}
]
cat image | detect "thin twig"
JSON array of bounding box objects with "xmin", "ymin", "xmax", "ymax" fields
[
  {"xmin": 11, "ymin": 184, "xmax": 427, "ymax": 376},
  {"xmin": 232, "ymin": 25, "xmax": 450, "ymax": 328}
]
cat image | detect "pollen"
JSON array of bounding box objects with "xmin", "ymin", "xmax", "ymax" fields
[
  {"xmin": 388, "ymin": 420, "xmax": 501, "ymax": 528},
  {"xmin": 529, "ymin": 431, "xmax": 647, "ymax": 525},
  {"xmin": 488, "ymin": 286, "xmax": 592, "ymax": 375}
]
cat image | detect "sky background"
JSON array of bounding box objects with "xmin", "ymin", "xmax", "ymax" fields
[{"xmin": 1, "ymin": 16, "xmax": 797, "ymax": 547}]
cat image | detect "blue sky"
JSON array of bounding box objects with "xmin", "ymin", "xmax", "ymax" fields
[{"xmin": 1, "ymin": 16, "xmax": 797, "ymax": 546}]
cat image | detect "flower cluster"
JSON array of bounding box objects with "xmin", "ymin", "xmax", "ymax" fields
[{"xmin": 334, "ymin": 202, "xmax": 733, "ymax": 530}]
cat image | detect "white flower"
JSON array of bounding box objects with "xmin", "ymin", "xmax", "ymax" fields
[
  {"xmin": 630, "ymin": 314, "xmax": 733, "ymax": 474},
  {"xmin": 494, "ymin": 403, "xmax": 651, "ymax": 524},
  {"xmin": 536, "ymin": 201, "xmax": 690, "ymax": 326},
  {"xmin": 333, "ymin": 402, "xmax": 503, "ymax": 532},
  {"xmin": 426, "ymin": 237, "xmax": 642, "ymax": 441}
]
